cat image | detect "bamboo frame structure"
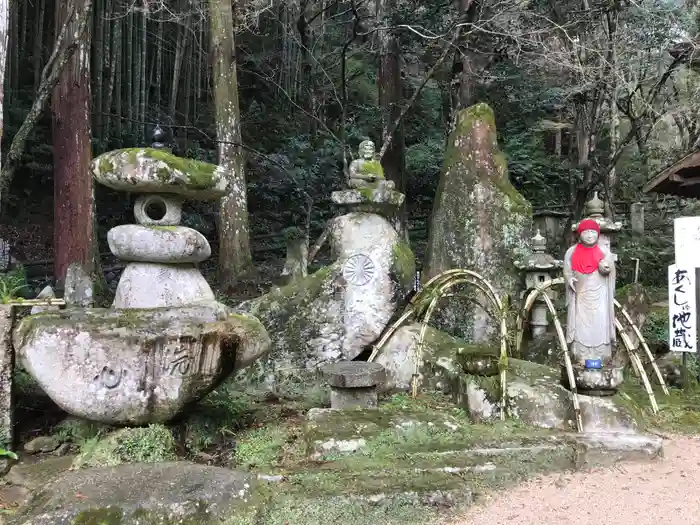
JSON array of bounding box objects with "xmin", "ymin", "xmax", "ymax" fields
[
  {"xmin": 517, "ymin": 278, "xmax": 666, "ymax": 415},
  {"xmin": 369, "ymin": 269, "xmax": 510, "ymax": 420}
]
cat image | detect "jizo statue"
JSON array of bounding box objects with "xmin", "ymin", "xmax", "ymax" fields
[
  {"xmin": 563, "ymin": 219, "xmax": 616, "ymax": 366},
  {"xmin": 347, "ymin": 140, "xmax": 395, "ymax": 191}
]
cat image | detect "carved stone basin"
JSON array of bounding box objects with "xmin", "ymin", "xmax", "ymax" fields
[{"xmin": 13, "ymin": 302, "xmax": 270, "ymax": 425}]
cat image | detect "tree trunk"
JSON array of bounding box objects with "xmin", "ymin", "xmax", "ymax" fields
[
  {"xmin": 51, "ymin": 0, "xmax": 98, "ymax": 285},
  {"xmin": 376, "ymin": 0, "xmax": 406, "ymax": 234},
  {"xmin": 210, "ymin": 0, "xmax": 253, "ymax": 290},
  {"xmin": 0, "ymin": 0, "xmax": 8, "ymax": 176},
  {"xmin": 450, "ymin": 0, "xmax": 477, "ymax": 113}
]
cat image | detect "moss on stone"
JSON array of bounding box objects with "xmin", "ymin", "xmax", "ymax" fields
[
  {"xmin": 228, "ymin": 312, "xmax": 269, "ymax": 343},
  {"xmin": 93, "ymin": 148, "xmax": 219, "ymax": 191},
  {"xmin": 129, "ymin": 148, "xmax": 217, "ymax": 189},
  {"xmin": 98, "ymin": 157, "xmax": 114, "ymax": 175},
  {"xmin": 425, "ymin": 102, "xmax": 531, "ymax": 343},
  {"xmin": 391, "ymin": 240, "xmax": 416, "ymax": 292},
  {"xmin": 358, "ymin": 159, "xmax": 385, "ymax": 178},
  {"xmin": 148, "ymin": 225, "xmax": 179, "ymax": 231},
  {"xmin": 71, "ymin": 508, "xmax": 124, "ymax": 525},
  {"xmin": 357, "ymin": 187, "xmax": 377, "ymax": 200}
]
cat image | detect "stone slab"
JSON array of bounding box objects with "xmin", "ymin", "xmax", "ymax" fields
[
  {"xmin": 108, "ymin": 224, "xmax": 211, "ymax": 263},
  {"xmin": 571, "ymin": 431, "xmax": 663, "ymax": 469},
  {"xmin": 92, "ymin": 148, "xmax": 227, "ymax": 200},
  {"xmin": 331, "ymin": 188, "xmax": 405, "ymax": 208},
  {"xmin": 4, "ymin": 456, "xmax": 75, "ymax": 491},
  {"xmin": 8, "ymin": 462, "xmax": 256, "ymax": 525},
  {"xmin": 321, "ymin": 361, "xmax": 386, "ymax": 388}
]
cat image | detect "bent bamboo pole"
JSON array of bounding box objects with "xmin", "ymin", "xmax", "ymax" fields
[
  {"xmin": 613, "ymin": 300, "xmax": 669, "ymax": 395},
  {"xmin": 615, "ymin": 318, "xmax": 659, "ymax": 414},
  {"xmin": 535, "ymin": 290, "xmax": 583, "ymax": 432}
]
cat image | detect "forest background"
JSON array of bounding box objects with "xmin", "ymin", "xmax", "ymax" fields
[{"xmin": 0, "ymin": 0, "xmax": 698, "ymax": 302}]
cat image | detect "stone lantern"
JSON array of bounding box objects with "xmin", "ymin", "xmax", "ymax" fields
[
  {"xmin": 516, "ymin": 229, "xmax": 563, "ymax": 337},
  {"xmin": 572, "ymin": 192, "xmax": 622, "ymax": 261}
]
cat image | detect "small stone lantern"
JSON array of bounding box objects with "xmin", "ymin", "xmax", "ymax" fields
[
  {"xmin": 572, "ymin": 192, "xmax": 622, "ymax": 261},
  {"xmin": 516, "ymin": 230, "xmax": 563, "ymax": 337}
]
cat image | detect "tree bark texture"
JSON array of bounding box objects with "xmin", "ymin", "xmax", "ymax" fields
[
  {"xmin": 376, "ymin": 0, "xmax": 406, "ymax": 232},
  {"xmin": 51, "ymin": 0, "xmax": 97, "ymax": 285},
  {"xmin": 0, "ymin": 0, "xmax": 9, "ymax": 177},
  {"xmin": 210, "ymin": 0, "xmax": 254, "ymax": 290}
]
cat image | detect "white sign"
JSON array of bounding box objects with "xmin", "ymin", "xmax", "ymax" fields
[
  {"xmin": 668, "ymin": 264, "xmax": 697, "ymax": 353},
  {"xmin": 674, "ymin": 217, "xmax": 700, "ymax": 266}
]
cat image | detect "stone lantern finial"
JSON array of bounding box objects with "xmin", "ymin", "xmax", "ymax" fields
[
  {"xmin": 585, "ymin": 191, "xmax": 605, "ymax": 218},
  {"xmin": 151, "ymin": 125, "xmax": 167, "ymax": 150},
  {"xmin": 532, "ymin": 229, "xmax": 546, "ymax": 253}
]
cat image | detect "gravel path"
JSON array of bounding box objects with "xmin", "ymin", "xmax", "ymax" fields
[{"xmin": 447, "ymin": 436, "xmax": 700, "ymax": 525}]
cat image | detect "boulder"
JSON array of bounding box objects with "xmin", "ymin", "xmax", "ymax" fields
[
  {"xmin": 8, "ymin": 462, "xmax": 260, "ymax": 525},
  {"xmin": 92, "ymin": 148, "xmax": 227, "ymax": 200},
  {"xmin": 424, "ymin": 103, "xmax": 531, "ymax": 343},
  {"xmin": 377, "ymin": 322, "xmax": 641, "ymax": 433},
  {"xmin": 240, "ymin": 211, "xmax": 414, "ymax": 386},
  {"xmin": 13, "ymin": 303, "xmax": 270, "ymax": 424}
]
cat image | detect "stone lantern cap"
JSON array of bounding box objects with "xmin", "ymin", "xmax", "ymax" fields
[
  {"xmin": 515, "ymin": 229, "xmax": 563, "ymax": 271},
  {"xmin": 571, "ymin": 191, "xmax": 622, "ymax": 234},
  {"xmin": 92, "ymin": 148, "xmax": 228, "ymax": 201}
]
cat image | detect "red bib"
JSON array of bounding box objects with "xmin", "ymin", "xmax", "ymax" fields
[
  {"xmin": 572, "ymin": 218, "xmax": 604, "ymax": 274},
  {"xmin": 571, "ymin": 243, "xmax": 605, "ymax": 274}
]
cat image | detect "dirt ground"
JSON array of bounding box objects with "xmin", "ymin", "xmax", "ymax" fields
[{"xmin": 445, "ymin": 435, "xmax": 700, "ymax": 525}]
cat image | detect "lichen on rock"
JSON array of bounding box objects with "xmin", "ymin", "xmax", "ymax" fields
[{"xmin": 92, "ymin": 148, "xmax": 227, "ymax": 200}]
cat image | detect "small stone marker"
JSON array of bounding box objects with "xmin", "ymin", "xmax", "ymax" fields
[
  {"xmin": 321, "ymin": 361, "xmax": 386, "ymax": 410},
  {"xmin": 630, "ymin": 202, "xmax": 644, "ymax": 234},
  {"xmin": 0, "ymin": 305, "xmax": 13, "ymax": 449}
]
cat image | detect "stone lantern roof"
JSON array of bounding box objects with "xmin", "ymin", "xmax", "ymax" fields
[{"xmin": 515, "ymin": 230, "xmax": 563, "ymax": 271}]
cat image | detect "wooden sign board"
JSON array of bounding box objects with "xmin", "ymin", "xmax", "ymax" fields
[{"xmin": 669, "ymin": 264, "xmax": 697, "ymax": 353}]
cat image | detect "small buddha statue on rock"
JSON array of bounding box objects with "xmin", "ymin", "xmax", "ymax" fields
[
  {"xmin": 563, "ymin": 219, "xmax": 616, "ymax": 381},
  {"xmin": 347, "ymin": 140, "xmax": 395, "ymax": 191}
]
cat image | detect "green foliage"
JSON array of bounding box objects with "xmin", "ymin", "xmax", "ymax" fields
[
  {"xmin": 183, "ymin": 386, "xmax": 257, "ymax": 453},
  {"xmin": 53, "ymin": 417, "xmax": 104, "ymax": 445},
  {"xmin": 234, "ymin": 425, "xmax": 290, "ymax": 469},
  {"xmin": 73, "ymin": 424, "xmax": 177, "ymax": 469},
  {"xmin": 642, "ymin": 308, "xmax": 669, "ymax": 346},
  {"xmin": 0, "ymin": 448, "xmax": 18, "ymax": 460},
  {"xmin": 0, "ymin": 265, "xmax": 28, "ymax": 303}
]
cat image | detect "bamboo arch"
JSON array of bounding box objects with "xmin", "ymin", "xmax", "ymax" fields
[
  {"xmin": 369, "ymin": 269, "xmax": 509, "ymax": 421},
  {"xmin": 516, "ymin": 277, "xmax": 668, "ymax": 415}
]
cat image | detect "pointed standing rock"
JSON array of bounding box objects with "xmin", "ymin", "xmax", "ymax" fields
[{"xmin": 425, "ymin": 103, "xmax": 531, "ymax": 342}]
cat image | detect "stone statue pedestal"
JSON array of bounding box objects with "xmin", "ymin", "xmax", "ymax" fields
[
  {"xmin": 331, "ymin": 188, "xmax": 405, "ymax": 219},
  {"xmin": 561, "ymin": 362, "xmax": 624, "ymax": 395}
]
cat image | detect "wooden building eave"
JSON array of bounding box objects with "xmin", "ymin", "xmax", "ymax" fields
[{"xmin": 643, "ymin": 149, "xmax": 700, "ymax": 198}]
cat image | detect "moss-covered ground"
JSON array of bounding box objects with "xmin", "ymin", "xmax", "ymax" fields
[{"xmin": 10, "ymin": 368, "xmax": 700, "ymax": 524}]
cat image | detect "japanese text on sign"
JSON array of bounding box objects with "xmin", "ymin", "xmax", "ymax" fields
[{"xmin": 668, "ymin": 264, "xmax": 697, "ymax": 353}]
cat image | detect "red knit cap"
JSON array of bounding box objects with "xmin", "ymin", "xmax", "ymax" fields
[{"xmin": 577, "ymin": 219, "xmax": 600, "ymax": 235}]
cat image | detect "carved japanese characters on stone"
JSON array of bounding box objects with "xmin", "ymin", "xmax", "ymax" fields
[
  {"xmin": 563, "ymin": 219, "xmax": 616, "ymax": 364},
  {"xmin": 347, "ymin": 140, "xmax": 395, "ymax": 191}
]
